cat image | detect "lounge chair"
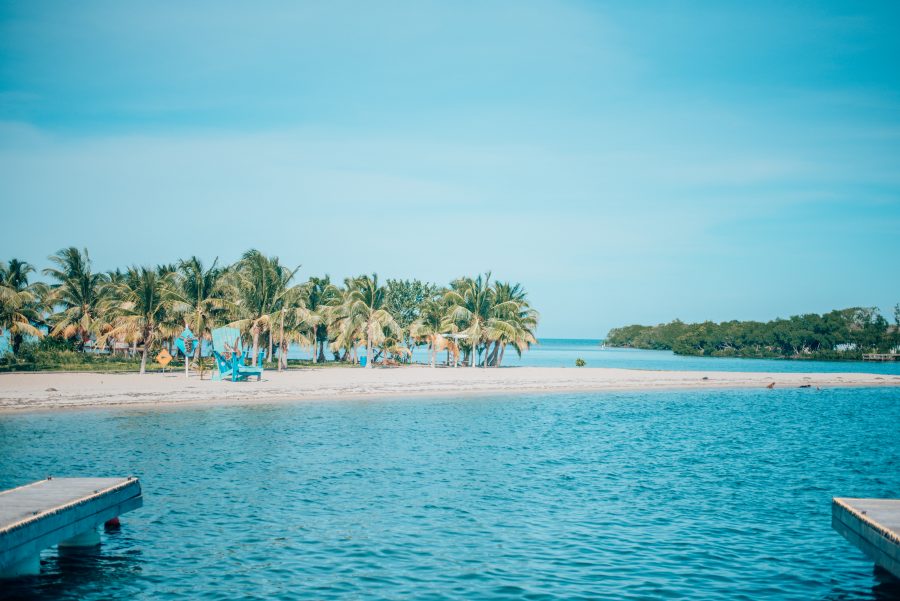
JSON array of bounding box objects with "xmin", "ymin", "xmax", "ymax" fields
[{"xmin": 210, "ymin": 327, "xmax": 265, "ymax": 382}]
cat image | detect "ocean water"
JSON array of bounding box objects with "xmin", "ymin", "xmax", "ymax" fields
[
  {"xmin": 288, "ymin": 338, "xmax": 900, "ymax": 374},
  {"xmin": 378, "ymin": 339, "xmax": 900, "ymax": 375},
  {"xmin": 510, "ymin": 340, "xmax": 900, "ymax": 374},
  {"xmin": 1, "ymin": 387, "xmax": 898, "ymax": 600}
]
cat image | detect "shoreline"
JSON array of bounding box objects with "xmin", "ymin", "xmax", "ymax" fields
[{"xmin": 1, "ymin": 366, "xmax": 899, "ymax": 415}]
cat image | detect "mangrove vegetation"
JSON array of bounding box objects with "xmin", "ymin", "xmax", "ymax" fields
[{"xmin": 606, "ymin": 307, "xmax": 900, "ymax": 360}]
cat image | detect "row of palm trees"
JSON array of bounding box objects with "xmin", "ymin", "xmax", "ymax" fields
[{"xmin": 1, "ymin": 248, "xmax": 539, "ymax": 374}]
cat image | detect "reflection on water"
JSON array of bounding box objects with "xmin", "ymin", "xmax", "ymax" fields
[
  {"xmin": 871, "ymin": 567, "xmax": 900, "ymax": 600},
  {"xmin": 3, "ymin": 537, "xmax": 143, "ymax": 600},
  {"xmin": 1, "ymin": 387, "xmax": 899, "ymax": 600}
]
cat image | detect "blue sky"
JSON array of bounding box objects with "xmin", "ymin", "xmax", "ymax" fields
[{"xmin": 1, "ymin": 1, "xmax": 898, "ymax": 337}]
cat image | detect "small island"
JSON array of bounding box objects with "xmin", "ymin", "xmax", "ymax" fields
[{"xmin": 606, "ymin": 307, "xmax": 900, "ymax": 361}]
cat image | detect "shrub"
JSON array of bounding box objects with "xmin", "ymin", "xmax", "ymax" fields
[{"xmin": 575, "ymin": 358, "xmax": 586, "ymax": 367}]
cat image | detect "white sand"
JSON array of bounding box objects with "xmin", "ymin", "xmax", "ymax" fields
[{"xmin": 0, "ymin": 366, "xmax": 898, "ymax": 414}]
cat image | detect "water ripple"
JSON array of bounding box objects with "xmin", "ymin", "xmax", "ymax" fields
[{"xmin": 1, "ymin": 387, "xmax": 899, "ymax": 599}]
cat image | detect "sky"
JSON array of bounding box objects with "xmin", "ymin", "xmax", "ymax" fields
[{"xmin": 1, "ymin": 1, "xmax": 899, "ymax": 338}]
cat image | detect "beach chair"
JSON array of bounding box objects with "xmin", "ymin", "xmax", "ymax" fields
[{"xmin": 210, "ymin": 327, "xmax": 265, "ymax": 382}]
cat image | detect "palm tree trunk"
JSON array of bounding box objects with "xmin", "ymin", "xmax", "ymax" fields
[
  {"xmin": 139, "ymin": 326, "xmax": 153, "ymax": 375},
  {"xmin": 487, "ymin": 341, "xmax": 500, "ymax": 367},
  {"xmin": 497, "ymin": 342, "xmax": 506, "ymax": 367},
  {"xmin": 365, "ymin": 321, "xmax": 373, "ymax": 368},
  {"xmin": 268, "ymin": 331, "xmax": 274, "ymax": 364},
  {"xmin": 483, "ymin": 341, "xmax": 490, "ymax": 368},
  {"xmin": 194, "ymin": 311, "xmax": 203, "ymax": 363},
  {"xmin": 251, "ymin": 324, "xmax": 260, "ymax": 366},
  {"xmin": 311, "ymin": 325, "xmax": 318, "ymax": 363},
  {"xmin": 278, "ymin": 310, "xmax": 285, "ymax": 372},
  {"xmin": 194, "ymin": 335, "xmax": 203, "ymax": 375},
  {"xmin": 431, "ymin": 337, "xmax": 436, "ymax": 368}
]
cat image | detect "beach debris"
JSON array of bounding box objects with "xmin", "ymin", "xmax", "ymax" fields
[
  {"xmin": 702, "ymin": 377, "xmax": 709, "ymax": 380},
  {"xmin": 799, "ymin": 384, "xmax": 811, "ymax": 388},
  {"xmin": 45, "ymin": 387, "xmax": 57, "ymax": 392},
  {"xmin": 766, "ymin": 382, "xmax": 775, "ymax": 389}
]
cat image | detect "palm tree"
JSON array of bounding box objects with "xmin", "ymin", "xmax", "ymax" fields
[
  {"xmin": 43, "ymin": 247, "xmax": 108, "ymax": 350},
  {"xmin": 341, "ymin": 274, "xmax": 400, "ymax": 368},
  {"xmin": 101, "ymin": 267, "xmax": 181, "ymax": 374},
  {"xmin": 488, "ymin": 281, "xmax": 538, "ymax": 367},
  {"xmin": 225, "ymin": 250, "xmax": 300, "ymax": 366},
  {"xmin": 272, "ymin": 284, "xmax": 320, "ymax": 371},
  {"xmin": 0, "ymin": 259, "xmax": 45, "ymax": 354},
  {"xmin": 176, "ymin": 257, "xmax": 226, "ymax": 362},
  {"xmin": 325, "ymin": 279, "xmax": 359, "ymax": 363},
  {"xmin": 444, "ymin": 273, "xmax": 517, "ymax": 368},
  {"xmin": 277, "ymin": 305, "xmax": 311, "ymax": 370},
  {"xmin": 304, "ymin": 276, "xmax": 340, "ymax": 363},
  {"xmin": 409, "ymin": 297, "xmax": 445, "ymax": 368}
]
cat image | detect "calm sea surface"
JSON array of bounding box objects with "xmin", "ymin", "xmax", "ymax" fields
[
  {"xmin": 457, "ymin": 339, "xmax": 900, "ymax": 374},
  {"xmin": 1, "ymin": 387, "xmax": 899, "ymax": 600},
  {"xmin": 285, "ymin": 338, "xmax": 900, "ymax": 375}
]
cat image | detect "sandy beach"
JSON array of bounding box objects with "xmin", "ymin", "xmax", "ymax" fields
[{"xmin": 1, "ymin": 366, "xmax": 898, "ymax": 414}]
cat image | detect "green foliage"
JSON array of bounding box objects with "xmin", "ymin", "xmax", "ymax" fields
[
  {"xmin": 43, "ymin": 247, "xmax": 108, "ymax": 347},
  {"xmin": 0, "ymin": 338, "xmax": 141, "ymax": 372},
  {"xmin": 606, "ymin": 307, "xmax": 899, "ymax": 360},
  {"xmin": 606, "ymin": 320, "xmax": 689, "ymax": 351},
  {"xmin": 385, "ymin": 279, "xmax": 440, "ymax": 359},
  {"xmin": 0, "ymin": 258, "xmax": 45, "ymax": 354},
  {"xmin": 575, "ymin": 358, "xmax": 586, "ymax": 367},
  {"xmin": 385, "ymin": 279, "xmax": 440, "ymax": 331}
]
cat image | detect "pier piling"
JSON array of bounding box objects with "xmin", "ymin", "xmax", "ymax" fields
[{"xmin": 0, "ymin": 477, "xmax": 142, "ymax": 578}]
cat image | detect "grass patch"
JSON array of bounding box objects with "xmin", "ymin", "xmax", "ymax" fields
[{"xmin": 0, "ymin": 341, "xmax": 361, "ymax": 373}]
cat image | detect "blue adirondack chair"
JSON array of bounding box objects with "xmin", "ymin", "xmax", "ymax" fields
[{"xmin": 210, "ymin": 327, "xmax": 265, "ymax": 382}]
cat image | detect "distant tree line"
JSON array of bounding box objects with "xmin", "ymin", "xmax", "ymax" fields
[
  {"xmin": 0, "ymin": 248, "xmax": 539, "ymax": 373},
  {"xmin": 606, "ymin": 307, "xmax": 900, "ymax": 360}
]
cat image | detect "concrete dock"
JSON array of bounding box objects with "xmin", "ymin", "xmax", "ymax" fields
[
  {"xmin": 832, "ymin": 497, "xmax": 900, "ymax": 579},
  {"xmin": 0, "ymin": 477, "xmax": 142, "ymax": 578}
]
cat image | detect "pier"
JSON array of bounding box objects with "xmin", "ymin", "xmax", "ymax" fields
[
  {"xmin": 832, "ymin": 497, "xmax": 900, "ymax": 580},
  {"xmin": 0, "ymin": 477, "xmax": 142, "ymax": 578},
  {"xmin": 862, "ymin": 353, "xmax": 897, "ymax": 361}
]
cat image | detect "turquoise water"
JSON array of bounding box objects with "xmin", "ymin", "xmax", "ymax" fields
[
  {"xmin": 1, "ymin": 387, "xmax": 899, "ymax": 599},
  {"xmin": 288, "ymin": 338, "xmax": 900, "ymax": 374},
  {"xmin": 512, "ymin": 340, "xmax": 900, "ymax": 374}
]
